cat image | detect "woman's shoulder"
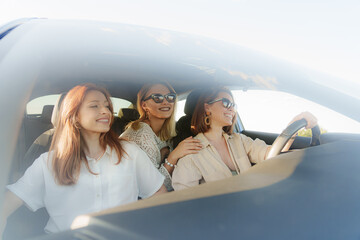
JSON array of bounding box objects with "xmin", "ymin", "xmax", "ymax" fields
[
  {"xmin": 25, "ymin": 151, "xmax": 53, "ymax": 173},
  {"xmin": 225, "ymin": 132, "xmax": 246, "ymax": 140},
  {"xmin": 136, "ymin": 122, "xmax": 153, "ymax": 132},
  {"xmin": 120, "ymin": 140, "xmax": 154, "ymax": 158},
  {"xmin": 119, "ymin": 140, "xmax": 142, "ymax": 153},
  {"xmin": 122, "ymin": 122, "xmax": 153, "ymax": 138},
  {"xmin": 177, "ymin": 147, "xmax": 202, "ymax": 166},
  {"xmin": 226, "ymin": 132, "xmax": 265, "ymax": 148},
  {"xmin": 193, "ymin": 133, "xmax": 206, "ymax": 143},
  {"xmin": 38, "ymin": 151, "xmax": 51, "ymax": 163}
]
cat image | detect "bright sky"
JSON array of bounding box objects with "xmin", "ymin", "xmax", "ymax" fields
[
  {"xmin": 2, "ymin": 0, "xmax": 360, "ymax": 133},
  {"xmin": 1, "ymin": 0, "xmax": 359, "ymax": 85}
]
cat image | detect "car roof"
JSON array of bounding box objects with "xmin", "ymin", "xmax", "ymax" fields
[{"xmin": 1, "ymin": 18, "xmax": 359, "ymax": 121}]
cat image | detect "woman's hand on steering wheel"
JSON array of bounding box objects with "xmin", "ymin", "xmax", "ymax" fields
[
  {"xmin": 289, "ymin": 111, "xmax": 318, "ymax": 130},
  {"xmin": 266, "ymin": 112, "xmax": 320, "ymax": 159}
]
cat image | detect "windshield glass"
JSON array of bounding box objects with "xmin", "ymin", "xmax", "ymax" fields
[{"xmin": 233, "ymin": 90, "xmax": 360, "ymax": 134}]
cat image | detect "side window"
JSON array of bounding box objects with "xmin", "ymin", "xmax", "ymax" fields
[
  {"xmin": 232, "ymin": 90, "xmax": 360, "ymax": 134},
  {"xmin": 26, "ymin": 95, "xmax": 132, "ymax": 116},
  {"xmin": 175, "ymin": 99, "xmax": 186, "ymax": 121},
  {"xmin": 26, "ymin": 95, "xmax": 60, "ymax": 115},
  {"xmin": 111, "ymin": 98, "xmax": 133, "ymax": 115}
]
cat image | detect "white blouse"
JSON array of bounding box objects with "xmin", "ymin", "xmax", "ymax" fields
[
  {"xmin": 7, "ymin": 141, "xmax": 165, "ymax": 233},
  {"xmin": 121, "ymin": 122, "xmax": 173, "ymax": 191}
]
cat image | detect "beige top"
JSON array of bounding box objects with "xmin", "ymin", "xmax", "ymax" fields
[{"xmin": 172, "ymin": 132, "xmax": 270, "ymax": 190}]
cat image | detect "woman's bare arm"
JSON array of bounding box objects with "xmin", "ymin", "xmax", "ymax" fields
[
  {"xmin": 1, "ymin": 191, "xmax": 23, "ymax": 239},
  {"xmin": 153, "ymin": 184, "xmax": 168, "ymax": 196}
]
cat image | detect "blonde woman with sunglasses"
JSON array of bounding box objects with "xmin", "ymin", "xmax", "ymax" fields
[
  {"xmin": 172, "ymin": 87, "xmax": 317, "ymax": 190},
  {"xmin": 121, "ymin": 82, "xmax": 202, "ymax": 191}
]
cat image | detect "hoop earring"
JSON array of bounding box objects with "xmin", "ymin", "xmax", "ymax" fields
[
  {"xmin": 204, "ymin": 112, "xmax": 211, "ymax": 126},
  {"xmin": 75, "ymin": 122, "xmax": 81, "ymax": 129}
]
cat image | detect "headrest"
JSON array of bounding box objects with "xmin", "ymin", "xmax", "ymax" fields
[
  {"xmin": 118, "ymin": 108, "xmax": 140, "ymax": 121},
  {"xmin": 51, "ymin": 92, "xmax": 67, "ymax": 126},
  {"xmin": 41, "ymin": 105, "xmax": 54, "ymax": 123},
  {"xmin": 184, "ymin": 89, "xmax": 204, "ymax": 116}
]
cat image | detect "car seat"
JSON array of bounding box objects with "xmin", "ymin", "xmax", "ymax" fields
[
  {"xmin": 172, "ymin": 89, "xmax": 203, "ymax": 148},
  {"xmin": 111, "ymin": 108, "xmax": 140, "ymax": 136},
  {"xmin": 21, "ymin": 93, "xmax": 65, "ymax": 176},
  {"xmin": 4, "ymin": 94, "xmax": 66, "ymax": 240},
  {"xmin": 24, "ymin": 104, "xmax": 54, "ymax": 150}
]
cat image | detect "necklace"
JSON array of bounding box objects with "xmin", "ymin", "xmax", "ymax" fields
[{"xmin": 87, "ymin": 150, "xmax": 105, "ymax": 161}]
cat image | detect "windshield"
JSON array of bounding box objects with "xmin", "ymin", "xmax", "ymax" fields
[{"xmin": 232, "ymin": 90, "xmax": 360, "ymax": 134}]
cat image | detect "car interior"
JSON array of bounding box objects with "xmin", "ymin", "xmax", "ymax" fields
[
  {"xmin": 4, "ymin": 78, "xmax": 360, "ymax": 239},
  {"xmin": 1, "ymin": 18, "xmax": 360, "ymax": 239},
  {"xmin": 2, "ymin": 80, "xmax": 329, "ymax": 239}
]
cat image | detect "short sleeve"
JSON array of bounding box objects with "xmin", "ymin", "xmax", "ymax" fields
[
  {"xmin": 172, "ymin": 155, "xmax": 202, "ymax": 191},
  {"xmin": 133, "ymin": 146, "xmax": 165, "ymax": 198},
  {"xmin": 22, "ymin": 129, "xmax": 53, "ymax": 176},
  {"xmin": 7, "ymin": 154, "xmax": 46, "ymax": 211},
  {"xmin": 240, "ymin": 134, "xmax": 269, "ymax": 163},
  {"xmin": 122, "ymin": 124, "xmax": 173, "ymax": 191},
  {"xmin": 121, "ymin": 125, "xmax": 161, "ymax": 166}
]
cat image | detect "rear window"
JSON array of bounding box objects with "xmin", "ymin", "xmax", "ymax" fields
[{"xmin": 26, "ymin": 95, "xmax": 132, "ymax": 115}]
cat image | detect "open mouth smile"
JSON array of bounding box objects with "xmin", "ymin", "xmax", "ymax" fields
[
  {"xmin": 97, "ymin": 118, "xmax": 110, "ymax": 123},
  {"xmin": 159, "ymin": 107, "xmax": 171, "ymax": 111}
]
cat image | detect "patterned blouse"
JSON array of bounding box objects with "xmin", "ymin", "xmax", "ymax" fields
[{"xmin": 121, "ymin": 122, "xmax": 173, "ymax": 191}]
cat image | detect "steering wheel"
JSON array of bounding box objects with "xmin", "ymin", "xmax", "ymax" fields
[{"xmin": 266, "ymin": 118, "xmax": 321, "ymax": 159}]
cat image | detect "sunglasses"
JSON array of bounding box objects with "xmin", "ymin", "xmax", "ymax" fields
[
  {"xmin": 143, "ymin": 93, "xmax": 177, "ymax": 103},
  {"xmin": 207, "ymin": 98, "xmax": 236, "ymax": 110}
]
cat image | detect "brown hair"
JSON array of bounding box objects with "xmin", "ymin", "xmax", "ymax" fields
[
  {"xmin": 49, "ymin": 83, "xmax": 126, "ymax": 185},
  {"xmin": 127, "ymin": 82, "xmax": 177, "ymax": 141},
  {"xmin": 191, "ymin": 87, "xmax": 236, "ymax": 135}
]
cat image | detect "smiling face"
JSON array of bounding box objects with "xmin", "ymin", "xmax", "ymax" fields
[
  {"xmin": 141, "ymin": 84, "xmax": 175, "ymax": 120},
  {"xmin": 205, "ymin": 92, "xmax": 236, "ymax": 128},
  {"xmin": 77, "ymin": 90, "xmax": 112, "ymax": 135}
]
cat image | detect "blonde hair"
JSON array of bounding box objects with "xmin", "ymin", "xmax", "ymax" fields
[
  {"xmin": 127, "ymin": 82, "xmax": 177, "ymax": 141},
  {"xmin": 49, "ymin": 83, "xmax": 126, "ymax": 185}
]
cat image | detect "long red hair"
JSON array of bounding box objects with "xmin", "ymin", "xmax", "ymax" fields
[{"xmin": 49, "ymin": 83, "xmax": 126, "ymax": 185}]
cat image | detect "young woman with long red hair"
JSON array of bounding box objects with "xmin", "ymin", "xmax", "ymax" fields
[{"xmin": 1, "ymin": 83, "xmax": 166, "ymax": 235}]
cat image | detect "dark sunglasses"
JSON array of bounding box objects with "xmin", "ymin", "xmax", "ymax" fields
[
  {"xmin": 143, "ymin": 93, "xmax": 177, "ymax": 103},
  {"xmin": 207, "ymin": 98, "xmax": 236, "ymax": 110}
]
